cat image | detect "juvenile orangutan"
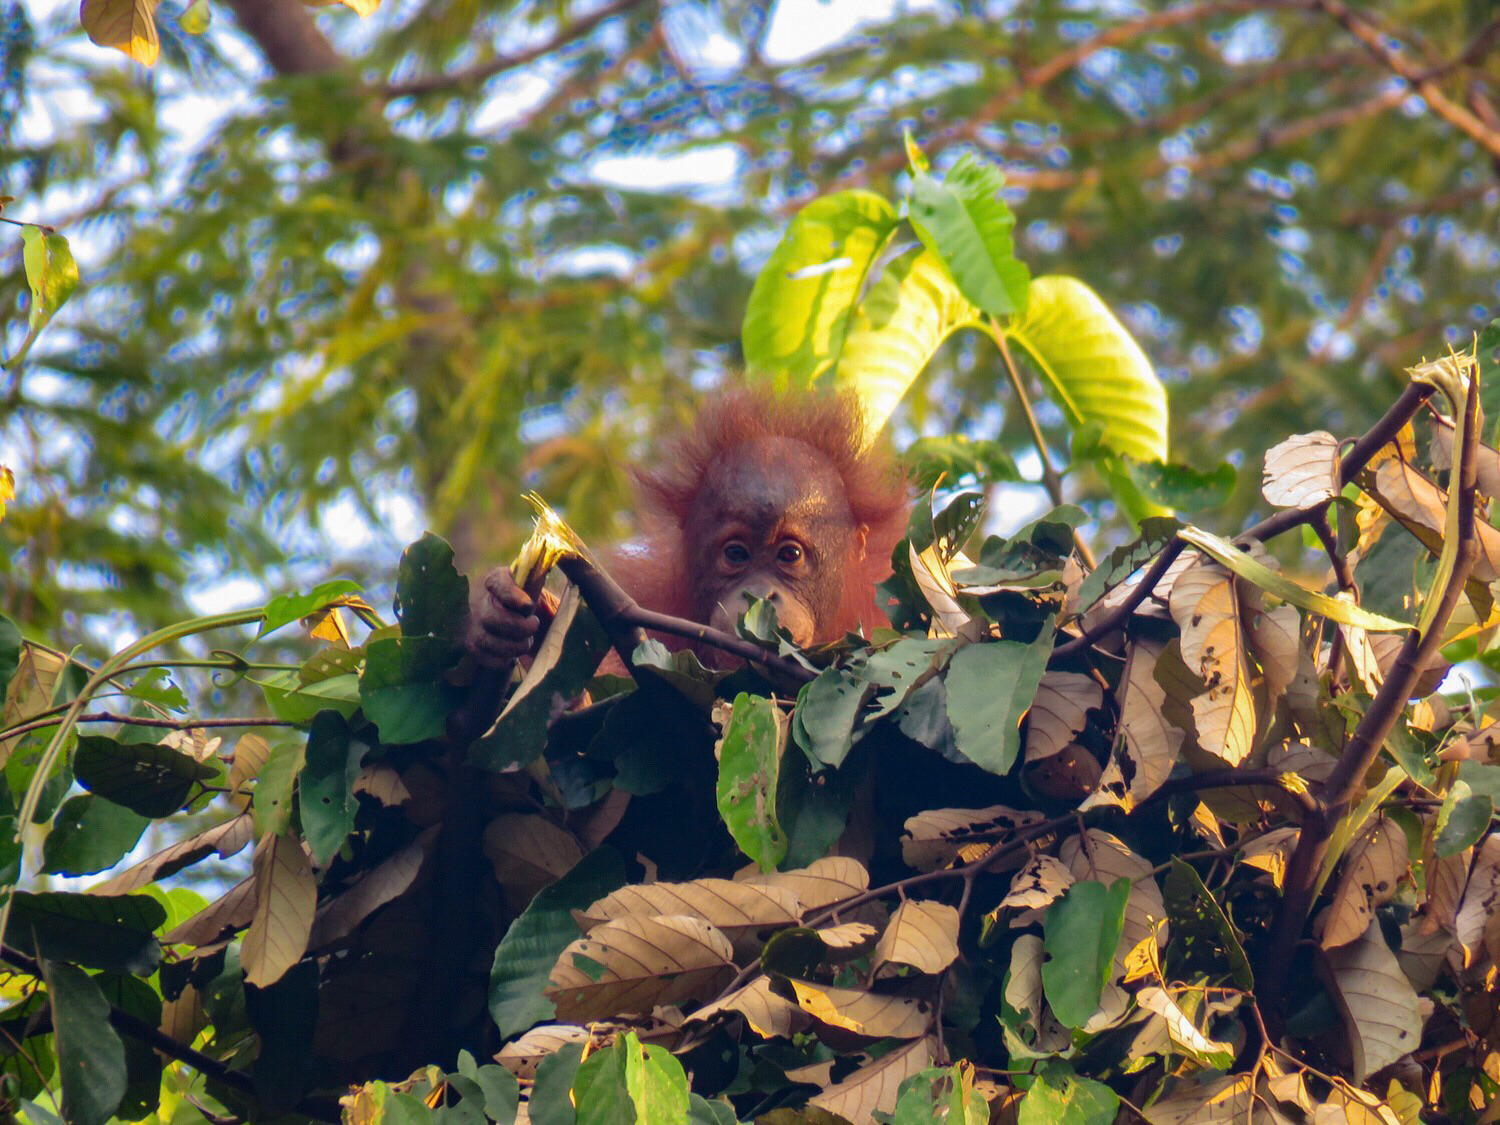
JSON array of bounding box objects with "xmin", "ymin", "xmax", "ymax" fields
[{"xmin": 465, "ymin": 387, "xmax": 909, "ymax": 665}]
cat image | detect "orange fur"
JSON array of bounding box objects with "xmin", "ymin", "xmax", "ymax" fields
[{"xmin": 616, "ymin": 386, "xmax": 909, "ymax": 643}]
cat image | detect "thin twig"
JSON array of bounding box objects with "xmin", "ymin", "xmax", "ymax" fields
[
  {"xmin": 1310, "ymin": 510, "xmax": 1356, "ymax": 689},
  {"xmin": 0, "ymin": 712, "xmax": 297, "ymax": 744}
]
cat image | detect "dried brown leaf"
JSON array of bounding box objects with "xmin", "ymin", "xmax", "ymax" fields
[
  {"xmin": 1322, "ymin": 816, "xmax": 1408, "ymax": 950},
  {"xmin": 483, "ymin": 814, "xmax": 584, "ymax": 912},
  {"xmin": 90, "ymin": 813, "xmax": 252, "ymax": 896},
  {"xmin": 546, "ymin": 914, "xmax": 734, "ymax": 1022},
  {"xmin": 689, "ymin": 976, "xmax": 801, "ymax": 1039},
  {"xmin": 740, "ymin": 856, "xmax": 869, "ymax": 910},
  {"xmin": 577, "ymin": 878, "xmax": 801, "ymax": 944},
  {"xmin": 495, "ymin": 1024, "xmax": 590, "ymax": 1080},
  {"xmin": 807, "ymin": 1036, "xmax": 934, "ymax": 1125},
  {"xmin": 241, "ymin": 831, "xmax": 317, "ymax": 987},
  {"xmin": 787, "ymin": 980, "xmax": 930, "ymax": 1039},
  {"xmin": 1454, "ymin": 833, "xmax": 1500, "ymax": 969},
  {"xmin": 1322, "ymin": 919, "xmax": 1423, "ymax": 1081},
  {"xmin": 1024, "ymin": 672, "xmax": 1103, "ymax": 763},
  {"xmin": 1169, "ymin": 559, "xmax": 1256, "ymax": 765},
  {"xmin": 162, "ymin": 875, "xmax": 256, "ymax": 947},
  {"xmin": 899, "ymin": 805, "xmax": 1041, "ymax": 873},
  {"xmin": 998, "ymin": 853, "xmax": 1074, "ymax": 913},
  {"xmin": 309, "ymin": 825, "xmax": 436, "ymax": 949},
  {"xmin": 1369, "ymin": 459, "xmax": 1500, "ymax": 581},
  {"xmin": 1262, "ymin": 430, "xmax": 1341, "ymax": 509},
  {"xmin": 1083, "ymin": 638, "xmax": 1181, "ymax": 812},
  {"xmin": 871, "ymin": 900, "xmax": 959, "ymax": 976}
]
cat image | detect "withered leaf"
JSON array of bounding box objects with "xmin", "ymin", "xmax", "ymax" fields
[
  {"xmin": 689, "ymin": 976, "xmax": 800, "ymax": 1039},
  {"xmin": 576, "ymin": 878, "xmax": 800, "ymax": 945},
  {"xmin": 483, "ymin": 813, "xmax": 584, "ymax": 912},
  {"xmin": 1322, "ymin": 918, "xmax": 1423, "ymax": 1081},
  {"xmin": 546, "ymin": 914, "xmax": 734, "ymax": 1022},
  {"xmin": 241, "ymin": 831, "xmax": 317, "ymax": 987},
  {"xmin": 1169, "ymin": 558, "xmax": 1257, "ymax": 766},
  {"xmin": 741, "ymin": 856, "xmax": 869, "ymax": 911},
  {"xmin": 870, "ymin": 900, "xmax": 959, "ymax": 976},
  {"xmin": 1369, "ymin": 459, "xmax": 1500, "ymax": 581},
  {"xmin": 807, "ymin": 1036, "xmax": 935, "ymax": 1124},
  {"xmin": 1322, "ymin": 816, "xmax": 1408, "ymax": 950},
  {"xmin": 787, "ymin": 980, "xmax": 930, "ymax": 1038},
  {"xmin": 1083, "ymin": 639, "xmax": 1181, "ymax": 812},
  {"xmin": 1262, "ymin": 430, "xmax": 1341, "ymax": 509},
  {"xmin": 900, "ymin": 804, "xmax": 1041, "ymax": 873},
  {"xmin": 1024, "ymin": 671, "xmax": 1103, "ymax": 763}
]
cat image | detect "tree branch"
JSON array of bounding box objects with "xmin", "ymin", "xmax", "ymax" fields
[
  {"xmin": 1316, "ymin": 0, "xmax": 1500, "ymax": 158},
  {"xmin": 383, "ymin": 0, "xmax": 654, "ymax": 98},
  {"xmin": 1259, "ymin": 370, "xmax": 1480, "ymax": 1026}
]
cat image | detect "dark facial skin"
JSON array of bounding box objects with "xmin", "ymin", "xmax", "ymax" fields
[{"xmin": 686, "ymin": 437, "xmax": 867, "ymax": 646}]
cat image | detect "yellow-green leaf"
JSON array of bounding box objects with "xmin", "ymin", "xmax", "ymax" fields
[
  {"xmin": 1004, "ymin": 275, "xmax": 1168, "ymax": 464},
  {"xmin": 7, "ymin": 227, "xmax": 80, "ymax": 368},
  {"xmin": 80, "ymin": 0, "xmax": 159, "ymax": 64}
]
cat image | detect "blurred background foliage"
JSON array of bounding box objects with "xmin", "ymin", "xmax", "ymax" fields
[{"xmin": 2, "ymin": 0, "xmax": 1497, "ymax": 649}]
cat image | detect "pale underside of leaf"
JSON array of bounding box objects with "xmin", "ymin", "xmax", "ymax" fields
[
  {"xmin": 161, "ymin": 875, "xmax": 257, "ymax": 947},
  {"xmin": 495, "ymin": 1025, "xmax": 591, "ymax": 1080},
  {"xmin": 241, "ymin": 831, "xmax": 317, "ymax": 987},
  {"xmin": 1024, "ymin": 671, "xmax": 1103, "ymax": 763},
  {"xmin": 1248, "ymin": 603, "xmax": 1302, "ymax": 700},
  {"xmin": 807, "ymin": 1036, "xmax": 935, "ymax": 1125},
  {"xmin": 484, "ymin": 813, "xmax": 584, "ymax": 909},
  {"xmin": 576, "ymin": 878, "xmax": 801, "ymax": 941},
  {"xmin": 1241, "ymin": 827, "xmax": 1300, "ymax": 890},
  {"xmin": 1136, "ymin": 986, "xmax": 1234, "ymax": 1065},
  {"xmin": 688, "ymin": 977, "xmax": 800, "ymax": 1039},
  {"xmin": 1453, "ymin": 833, "xmax": 1500, "ymax": 968},
  {"xmin": 740, "ymin": 856, "xmax": 869, "ymax": 910},
  {"xmin": 80, "ymin": 0, "xmax": 160, "ymax": 64},
  {"xmin": 998, "ymin": 853, "xmax": 1074, "ymax": 913},
  {"xmin": 871, "ymin": 900, "xmax": 960, "ymax": 976},
  {"xmin": 1321, "ymin": 816, "xmax": 1408, "ymax": 950},
  {"xmin": 89, "ymin": 813, "xmax": 252, "ymax": 896},
  {"xmin": 309, "ymin": 825, "xmax": 436, "ymax": 949},
  {"xmin": 1368, "ymin": 458, "xmax": 1500, "ymax": 582},
  {"xmin": 900, "ymin": 804, "xmax": 1041, "ymax": 872},
  {"xmin": 787, "ymin": 980, "xmax": 931, "ymax": 1039},
  {"xmin": 1082, "ymin": 639, "xmax": 1181, "ymax": 812},
  {"xmin": 546, "ymin": 914, "xmax": 734, "ymax": 1023},
  {"xmin": 1262, "ymin": 430, "xmax": 1341, "ymax": 509},
  {"xmin": 1169, "ymin": 558, "xmax": 1257, "ymax": 766},
  {"xmin": 1322, "ymin": 918, "xmax": 1423, "ymax": 1081}
]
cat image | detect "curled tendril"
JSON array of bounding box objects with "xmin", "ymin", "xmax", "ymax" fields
[{"xmin": 210, "ymin": 650, "xmax": 252, "ymax": 688}]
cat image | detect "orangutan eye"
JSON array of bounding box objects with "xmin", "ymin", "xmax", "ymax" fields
[
  {"xmin": 723, "ymin": 542, "xmax": 751, "ymax": 566},
  {"xmin": 777, "ymin": 542, "xmax": 804, "ymax": 565}
]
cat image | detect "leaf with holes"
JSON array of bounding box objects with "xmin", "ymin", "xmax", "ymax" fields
[{"xmin": 73, "ymin": 735, "xmax": 216, "ymax": 818}]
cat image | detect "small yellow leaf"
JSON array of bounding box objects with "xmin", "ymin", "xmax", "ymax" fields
[{"xmin": 0, "ymin": 466, "xmax": 12, "ymax": 523}]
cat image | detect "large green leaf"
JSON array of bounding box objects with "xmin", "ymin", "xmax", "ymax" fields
[
  {"xmin": 40, "ymin": 794, "xmax": 149, "ymax": 876},
  {"xmin": 1040, "ymin": 879, "xmax": 1130, "ymax": 1029},
  {"xmin": 908, "ymin": 152, "xmax": 1029, "ymax": 317},
  {"xmin": 834, "ymin": 247, "xmax": 980, "ymax": 432},
  {"xmin": 10, "ymin": 892, "xmax": 164, "ymax": 975},
  {"xmin": 1004, "ymin": 275, "xmax": 1168, "ymax": 464},
  {"xmin": 742, "ymin": 190, "xmax": 898, "ymax": 385},
  {"xmin": 72, "ymin": 735, "xmax": 216, "ymax": 819},
  {"xmin": 43, "ymin": 961, "xmax": 127, "ymax": 1125},
  {"xmin": 944, "ymin": 621, "xmax": 1054, "ymax": 775}
]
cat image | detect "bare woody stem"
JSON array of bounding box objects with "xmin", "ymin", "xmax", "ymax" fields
[
  {"xmin": 1052, "ymin": 379, "xmax": 1437, "ymax": 662},
  {"xmin": 556, "ymin": 555, "xmax": 818, "ymax": 684},
  {"xmin": 1259, "ymin": 372, "xmax": 1480, "ymax": 1026}
]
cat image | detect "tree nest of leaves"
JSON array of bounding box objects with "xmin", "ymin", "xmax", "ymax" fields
[{"xmin": 3, "ymin": 351, "xmax": 1500, "ymax": 1125}]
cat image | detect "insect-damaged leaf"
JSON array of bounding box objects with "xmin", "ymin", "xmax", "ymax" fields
[
  {"xmin": 1322, "ymin": 815, "xmax": 1408, "ymax": 950},
  {"xmin": 1082, "ymin": 638, "xmax": 1181, "ymax": 812},
  {"xmin": 945, "ymin": 619, "xmax": 1055, "ymax": 775},
  {"xmin": 1024, "ymin": 671, "xmax": 1102, "ymax": 763},
  {"xmin": 714, "ymin": 693, "xmax": 789, "ymax": 872},
  {"xmin": 241, "ymin": 831, "xmax": 316, "ymax": 987},
  {"xmin": 999, "ymin": 853, "xmax": 1074, "ymax": 913},
  {"xmin": 73, "ymin": 734, "xmax": 216, "ymax": 818},
  {"xmin": 1168, "ymin": 558, "xmax": 1256, "ymax": 766},
  {"xmin": 871, "ymin": 900, "xmax": 959, "ymax": 976},
  {"xmin": 901, "ymin": 804, "xmax": 1041, "ymax": 872},
  {"xmin": 545, "ymin": 914, "xmax": 734, "ymax": 1023},
  {"xmin": 808, "ymin": 1036, "xmax": 935, "ymax": 1124}
]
